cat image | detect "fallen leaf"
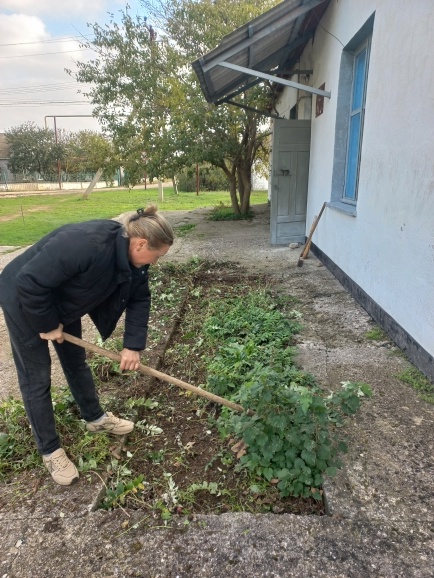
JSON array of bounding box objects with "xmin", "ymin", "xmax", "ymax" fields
[
  {"xmin": 231, "ymin": 440, "xmax": 248, "ymax": 454},
  {"xmin": 310, "ymin": 487, "xmax": 323, "ymax": 495}
]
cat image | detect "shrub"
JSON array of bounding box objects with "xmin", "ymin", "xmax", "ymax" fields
[
  {"xmin": 208, "ymin": 204, "xmax": 254, "ymax": 221},
  {"xmin": 176, "ymin": 165, "xmax": 229, "ymax": 192}
]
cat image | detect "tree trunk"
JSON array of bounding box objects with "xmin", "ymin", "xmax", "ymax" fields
[
  {"xmin": 228, "ymin": 174, "xmax": 240, "ymax": 214},
  {"xmin": 238, "ymin": 164, "xmax": 252, "ymax": 214},
  {"xmin": 235, "ymin": 113, "xmax": 257, "ymax": 215},
  {"xmin": 172, "ymin": 176, "xmax": 178, "ymax": 195},
  {"xmin": 220, "ymin": 164, "xmax": 240, "ymax": 214},
  {"xmin": 241, "ymin": 179, "xmax": 252, "ymax": 214},
  {"xmin": 237, "ymin": 166, "xmax": 245, "ymax": 208}
]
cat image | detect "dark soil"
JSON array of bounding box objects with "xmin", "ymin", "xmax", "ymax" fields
[{"xmin": 96, "ymin": 263, "xmax": 325, "ymax": 519}]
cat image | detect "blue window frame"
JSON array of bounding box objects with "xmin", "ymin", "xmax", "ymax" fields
[
  {"xmin": 330, "ymin": 14, "xmax": 374, "ymax": 216},
  {"xmin": 343, "ymin": 39, "xmax": 371, "ymax": 203}
]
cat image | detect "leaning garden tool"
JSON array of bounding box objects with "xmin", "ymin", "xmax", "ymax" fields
[
  {"xmin": 297, "ymin": 202, "xmax": 326, "ymax": 267},
  {"xmin": 62, "ymin": 332, "xmax": 251, "ymax": 415}
]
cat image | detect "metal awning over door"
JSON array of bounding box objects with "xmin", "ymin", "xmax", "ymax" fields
[{"xmin": 191, "ymin": 0, "xmax": 331, "ymax": 106}]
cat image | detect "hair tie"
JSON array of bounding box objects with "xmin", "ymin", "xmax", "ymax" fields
[{"xmin": 129, "ymin": 208, "xmax": 145, "ymax": 222}]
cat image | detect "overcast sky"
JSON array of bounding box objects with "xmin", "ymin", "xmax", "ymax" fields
[{"xmin": 0, "ymin": 0, "xmax": 144, "ymax": 134}]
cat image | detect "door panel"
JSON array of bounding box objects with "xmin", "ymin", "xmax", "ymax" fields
[{"xmin": 270, "ymin": 119, "xmax": 311, "ymax": 245}]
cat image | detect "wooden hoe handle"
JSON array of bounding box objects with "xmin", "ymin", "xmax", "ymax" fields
[
  {"xmin": 62, "ymin": 332, "xmax": 249, "ymax": 415},
  {"xmin": 298, "ymin": 202, "xmax": 326, "ymax": 264}
]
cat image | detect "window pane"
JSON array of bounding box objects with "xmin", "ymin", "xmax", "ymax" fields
[
  {"xmin": 344, "ymin": 112, "xmax": 362, "ymax": 200},
  {"xmin": 352, "ymin": 48, "xmax": 367, "ymax": 111}
]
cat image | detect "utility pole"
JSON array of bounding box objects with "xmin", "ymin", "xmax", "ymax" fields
[
  {"xmin": 53, "ymin": 116, "xmax": 62, "ymax": 190},
  {"xmin": 44, "ymin": 115, "xmax": 95, "ymax": 190}
]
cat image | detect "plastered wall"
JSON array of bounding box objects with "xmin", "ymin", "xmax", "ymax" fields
[{"xmin": 276, "ymin": 0, "xmax": 434, "ymax": 357}]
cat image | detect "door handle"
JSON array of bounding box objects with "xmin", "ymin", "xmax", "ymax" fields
[{"xmin": 274, "ymin": 169, "xmax": 291, "ymax": 176}]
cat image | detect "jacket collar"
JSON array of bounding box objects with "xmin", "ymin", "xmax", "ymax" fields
[{"xmin": 115, "ymin": 226, "xmax": 132, "ymax": 283}]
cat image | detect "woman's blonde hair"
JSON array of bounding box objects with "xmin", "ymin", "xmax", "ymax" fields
[{"xmin": 116, "ymin": 205, "xmax": 174, "ymax": 249}]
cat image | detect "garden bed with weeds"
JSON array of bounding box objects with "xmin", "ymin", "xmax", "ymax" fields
[{"xmin": 0, "ymin": 260, "xmax": 371, "ymax": 523}]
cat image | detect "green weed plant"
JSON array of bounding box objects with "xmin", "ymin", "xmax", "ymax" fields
[
  {"xmin": 209, "ymin": 203, "xmax": 254, "ymax": 221},
  {"xmin": 202, "ymin": 291, "xmax": 372, "ymax": 500},
  {"xmin": 0, "ymin": 387, "xmax": 112, "ymax": 480},
  {"xmin": 365, "ymin": 326, "xmax": 388, "ymax": 341},
  {"xmin": 101, "ymin": 457, "xmax": 147, "ymax": 510},
  {"xmin": 0, "ymin": 397, "xmax": 40, "ymax": 476},
  {"xmin": 397, "ymin": 367, "xmax": 434, "ymax": 404},
  {"xmin": 175, "ymin": 223, "xmax": 197, "ymax": 237}
]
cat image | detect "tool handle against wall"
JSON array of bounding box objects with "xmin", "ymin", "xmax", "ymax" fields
[
  {"xmin": 62, "ymin": 332, "xmax": 251, "ymax": 415},
  {"xmin": 297, "ymin": 202, "xmax": 326, "ymax": 266}
]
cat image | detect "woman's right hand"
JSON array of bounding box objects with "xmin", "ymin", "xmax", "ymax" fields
[{"xmin": 39, "ymin": 323, "xmax": 64, "ymax": 343}]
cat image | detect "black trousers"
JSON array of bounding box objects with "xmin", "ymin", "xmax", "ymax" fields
[{"xmin": 2, "ymin": 310, "xmax": 104, "ymax": 455}]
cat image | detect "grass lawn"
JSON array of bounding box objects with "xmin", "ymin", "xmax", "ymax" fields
[{"xmin": 0, "ymin": 188, "xmax": 268, "ymax": 246}]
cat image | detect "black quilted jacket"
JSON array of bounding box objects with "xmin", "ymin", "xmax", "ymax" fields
[{"xmin": 0, "ymin": 220, "xmax": 151, "ymax": 350}]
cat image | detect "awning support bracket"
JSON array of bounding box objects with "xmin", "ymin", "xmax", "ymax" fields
[
  {"xmin": 222, "ymin": 99, "xmax": 282, "ymax": 119},
  {"xmin": 217, "ymin": 61, "xmax": 331, "ymax": 98}
]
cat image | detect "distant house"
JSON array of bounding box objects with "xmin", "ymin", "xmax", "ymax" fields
[
  {"xmin": 252, "ymin": 168, "xmax": 269, "ymax": 191},
  {"xmin": 0, "ymin": 133, "xmax": 11, "ymax": 186},
  {"xmin": 193, "ymin": 0, "xmax": 434, "ymax": 381}
]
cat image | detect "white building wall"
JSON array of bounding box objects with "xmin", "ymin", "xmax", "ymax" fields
[
  {"xmin": 252, "ymin": 171, "xmax": 269, "ymax": 190},
  {"xmin": 277, "ymin": 0, "xmax": 434, "ymax": 357}
]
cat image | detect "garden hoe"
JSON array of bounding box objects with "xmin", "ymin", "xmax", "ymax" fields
[
  {"xmin": 297, "ymin": 202, "xmax": 326, "ymax": 267},
  {"xmin": 62, "ymin": 332, "xmax": 251, "ymax": 415}
]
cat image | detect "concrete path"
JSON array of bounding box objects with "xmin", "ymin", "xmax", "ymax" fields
[{"xmin": 0, "ymin": 205, "xmax": 433, "ymax": 577}]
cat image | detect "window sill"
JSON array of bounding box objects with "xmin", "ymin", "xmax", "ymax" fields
[{"xmin": 326, "ymin": 201, "xmax": 357, "ymax": 217}]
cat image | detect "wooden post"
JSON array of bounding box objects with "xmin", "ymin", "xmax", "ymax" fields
[{"xmin": 83, "ymin": 168, "xmax": 103, "ymax": 199}]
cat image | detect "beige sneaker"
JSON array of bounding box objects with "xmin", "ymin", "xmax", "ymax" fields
[
  {"xmin": 86, "ymin": 412, "xmax": 134, "ymax": 435},
  {"xmin": 43, "ymin": 448, "xmax": 79, "ymax": 486}
]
